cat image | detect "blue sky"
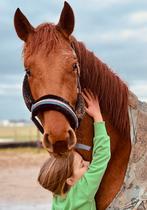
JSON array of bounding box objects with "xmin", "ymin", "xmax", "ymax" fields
[{"xmin": 0, "ymin": 0, "xmax": 147, "ymax": 120}]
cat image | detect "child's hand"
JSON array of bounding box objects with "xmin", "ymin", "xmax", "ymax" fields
[{"xmin": 82, "ymin": 89, "xmax": 103, "ymax": 122}]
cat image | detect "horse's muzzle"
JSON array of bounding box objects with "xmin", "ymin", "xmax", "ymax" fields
[{"xmin": 42, "ymin": 129, "xmax": 76, "ymax": 154}]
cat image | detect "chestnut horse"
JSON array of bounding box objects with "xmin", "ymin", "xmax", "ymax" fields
[{"xmin": 14, "ymin": 2, "xmax": 131, "ymax": 209}]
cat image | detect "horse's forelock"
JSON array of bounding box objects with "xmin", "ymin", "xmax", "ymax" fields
[{"xmin": 24, "ymin": 23, "xmax": 64, "ymax": 56}]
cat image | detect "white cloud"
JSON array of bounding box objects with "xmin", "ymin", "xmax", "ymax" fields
[
  {"xmin": 0, "ymin": 89, "xmax": 5, "ymax": 95},
  {"xmin": 118, "ymin": 27, "xmax": 147, "ymax": 42},
  {"xmin": 129, "ymin": 11, "xmax": 147, "ymax": 25},
  {"xmin": 75, "ymin": 0, "xmax": 134, "ymax": 10},
  {"xmin": 0, "ymin": 84, "xmax": 21, "ymax": 96},
  {"xmin": 81, "ymin": 27, "xmax": 147, "ymax": 45}
]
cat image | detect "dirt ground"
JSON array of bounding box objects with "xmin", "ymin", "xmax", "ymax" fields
[{"xmin": 0, "ymin": 148, "xmax": 52, "ymax": 210}]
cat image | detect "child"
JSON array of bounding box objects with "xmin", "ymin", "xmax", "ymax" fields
[{"xmin": 38, "ymin": 89, "xmax": 111, "ymax": 210}]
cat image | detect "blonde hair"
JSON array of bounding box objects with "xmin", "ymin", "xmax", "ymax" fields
[{"xmin": 38, "ymin": 151, "xmax": 74, "ymax": 195}]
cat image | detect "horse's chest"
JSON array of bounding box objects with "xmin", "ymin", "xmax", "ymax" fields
[{"xmin": 106, "ymin": 103, "xmax": 147, "ymax": 210}]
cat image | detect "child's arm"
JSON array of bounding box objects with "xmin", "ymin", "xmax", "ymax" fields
[
  {"xmin": 78, "ymin": 90, "xmax": 111, "ymax": 199},
  {"xmin": 79, "ymin": 122, "xmax": 110, "ymax": 199}
]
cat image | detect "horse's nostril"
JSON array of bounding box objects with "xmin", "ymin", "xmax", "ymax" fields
[
  {"xmin": 43, "ymin": 133, "xmax": 53, "ymax": 152},
  {"xmin": 68, "ymin": 129, "xmax": 77, "ymax": 150}
]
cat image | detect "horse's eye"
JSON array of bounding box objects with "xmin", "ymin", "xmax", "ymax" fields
[
  {"xmin": 72, "ymin": 63, "xmax": 78, "ymax": 71},
  {"xmin": 25, "ymin": 69, "xmax": 31, "ymax": 77}
]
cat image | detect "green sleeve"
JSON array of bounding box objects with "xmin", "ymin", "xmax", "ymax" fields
[{"xmin": 78, "ymin": 121, "xmax": 111, "ymax": 200}]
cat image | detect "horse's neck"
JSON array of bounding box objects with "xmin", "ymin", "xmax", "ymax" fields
[{"xmin": 74, "ymin": 40, "xmax": 133, "ymax": 209}]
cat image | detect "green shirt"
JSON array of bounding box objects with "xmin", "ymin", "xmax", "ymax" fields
[{"xmin": 52, "ymin": 122, "xmax": 111, "ymax": 210}]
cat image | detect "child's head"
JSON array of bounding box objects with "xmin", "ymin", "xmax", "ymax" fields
[{"xmin": 38, "ymin": 151, "xmax": 89, "ymax": 195}]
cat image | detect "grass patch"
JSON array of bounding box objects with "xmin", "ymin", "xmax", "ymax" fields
[{"xmin": 0, "ymin": 124, "xmax": 42, "ymax": 142}]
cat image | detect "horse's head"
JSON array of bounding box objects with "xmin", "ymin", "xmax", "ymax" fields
[{"xmin": 14, "ymin": 2, "xmax": 84, "ymax": 154}]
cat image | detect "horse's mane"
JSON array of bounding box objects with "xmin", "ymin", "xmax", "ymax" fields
[
  {"xmin": 24, "ymin": 23, "xmax": 130, "ymax": 138},
  {"xmin": 72, "ymin": 39, "xmax": 130, "ymax": 138}
]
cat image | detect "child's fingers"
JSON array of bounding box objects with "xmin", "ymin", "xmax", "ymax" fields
[
  {"xmin": 81, "ymin": 91, "xmax": 89, "ymax": 103},
  {"xmin": 86, "ymin": 89, "xmax": 99, "ymax": 103},
  {"xmin": 83, "ymin": 89, "xmax": 92, "ymax": 100},
  {"xmin": 83, "ymin": 89, "xmax": 95, "ymax": 101},
  {"xmin": 85, "ymin": 107, "xmax": 88, "ymax": 114}
]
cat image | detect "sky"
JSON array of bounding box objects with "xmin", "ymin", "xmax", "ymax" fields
[{"xmin": 0, "ymin": 0, "xmax": 147, "ymax": 120}]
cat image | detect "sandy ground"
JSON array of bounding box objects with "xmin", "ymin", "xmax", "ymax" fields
[{"xmin": 0, "ymin": 148, "xmax": 52, "ymax": 210}]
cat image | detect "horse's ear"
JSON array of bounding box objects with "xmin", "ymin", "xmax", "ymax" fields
[
  {"xmin": 14, "ymin": 8, "xmax": 34, "ymax": 42},
  {"xmin": 57, "ymin": 1, "xmax": 75, "ymax": 37}
]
